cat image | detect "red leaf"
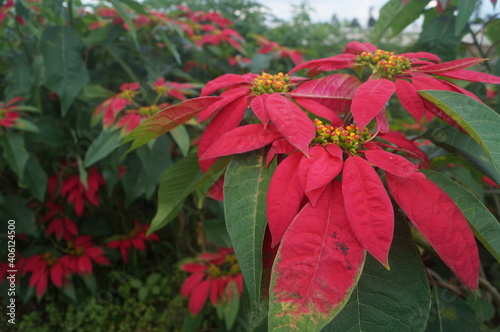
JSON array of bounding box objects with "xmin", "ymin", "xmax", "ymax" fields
[
  {"xmin": 290, "ymin": 74, "xmax": 361, "ymax": 114},
  {"xmin": 298, "ymin": 145, "xmax": 343, "ymax": 205},
  {"xmin": 364, "ymin": 150, "xmax": 425, "ymax": 179},
  {"xmin": 289, "ymin": 54, "xmax": 356, "ymax": 74},
  {"xmin": 411, "ymin": 75, "xmax": 482, "ymax": 103},
  {"xmin": 123, "ymin": 97, "xmax": 221, "ymax": 150},
  {"xmin": 342, "ymin": 156, "xmax": 393, "ymax": 267},
  {"xmin": 198, "ymin": 95, "xmax": 248, "ymax": 171},
  {"xmin": 386, "ymin": 174, "xmax": 479, "ymax": 289},
  {"xmin": 375, "ymin": 109, "xmax": 390, "ymax": 134},
  {"xmin": 351, "ymin": 79, "xmax": 396, "ymax": 130},
  {"xmin": 200, "ymin": 124, "xmax": 282, "ymax": 159},
  {"xmin": 201, "ymin": 73, "xmax": 254, "ymax": 96},
  {"xmin": 266, "ymin": 139, "xmax": 297, "ymax": 167},
  {"xmin": 266, "ymin": 94, "xmax": 315, "ymax": 156},
  {"xmin": 344, "ymin": 41, "xmax": 377, "ymax": 54},
  {"xmin": 198, "ymin": 89, "xmax": 248, "ymax": 123},
  {"xmin": 267, "ymin": 152, "xmax": 305, "ymax": 247},
  {"xmin": 401, "ymin": 52, "xmax": 441, "ymax": 63},
  {"xmin": 294, "ymin": 98, "xmax": 344, "ymax": 126},
  {"xmin": 250, "ymin": 94, "xmax": 270, "ymax": 126},
  {"xmin": 415, "ymin": 58, "xmax": 485, "ymax": 74},
  {"xmin": 50, "ymin": 263, "xmax": 64, "ymax": 288},
  {"xmin": 189, "ymin": 279, "xmax": 211, "ymax": 315},
  {"xmin": 395, "ymin": 79, "xmax": 426, "ymax": 121},
  {"xmin": 378, "ymin": 131, "xmax": 430, "ymax": 166},
  {"xmin": 181, "ymin": 272, "xmax": 205, "ymax": 297},
  {"xmin": 436, "ymin": 69, "xmax": 500, "ymax": 84},
  {"xmin": 269, "ymin": 182, "xmax": 365, "ymax": 328}
]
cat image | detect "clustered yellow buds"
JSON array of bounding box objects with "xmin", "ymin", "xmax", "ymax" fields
[
  {"xmin": 66, "ymin": 241, "xmax": 84, "ymax": 256},
  {"xmin": 208, "ymin": 264, "xmax": 222, "ymax": 277},
  {"xmin": 356, "ymin": 49, "xmax": 411, "ymax": 79},
  {"xmin": 138, "ymin": 105, "xmax": 160, "ymax": 116},
  {"xmin": 120, "ymin": 89, "xmax": 139, "ymax": 101},
  {"xmin": 251, "ymin": 72, "xmax": 290, "ymax": 95},
  {"xmin": 42, "ymin": 252, "xmax": 59, "ymax": 267},
  {"xmin": 312, "ymin": 119, "xmax": 371, "ymax": 153}
]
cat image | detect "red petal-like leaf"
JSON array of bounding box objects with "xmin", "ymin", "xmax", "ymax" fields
[
  {"xmin": 415, "ymin": 58, "xmax": 485, "ymax": 74},
  {"xmin": 386, "ymin": 174, "xmax": 479, "ymax": 289},
  {"xmin": 201, "ymin": 73, "xmax": 254, "ymax": 96},
  {"xmin": 344, "ymin": 41, "xmax": 377, "ymax": 54},
  {"xmin": 250, "ymin": 94, "xmax": 270, "ymax": 126},
  {"xmin": 351, "ymin": 79, "xmax": 396, "ymax": 129},
  {"xmin": 401, "ymin": 52, "xmax": 441, "ymax": 63},
  {"xmin": 50, "ymin": 263, "xmax": 64, "ymax": 288},
  {"xmin": 267, "ymin": 152, "xmax": 305, "ymax": 247},
  {"xmin": 342, "ymin": 156, "xmax": 394, "ymax": 267},
  {"xmin": 188, "ymin": 279, "xmax": 211, "ymax": 315},
  {"xmin": 266, "ymin": 94, "xmax": 315, "ymax": 156},
  {"xmin": 294, "ymin": 98, "xmax": 344, "ymax": 126},
  {"xmin": 181, "ymin": 272, "xmax": 205, "ymax": 297},
  {"xmin": 181, "ymin": 263, "xmax": 208, "ymax": 273},
  {"xmin": 298, "ymin": 145, "xmax": 343, "ymax": 205},
  {"xmin": 266, "ymin": 139, "xmax": 297, "ymax": 167},
  {"xmin": 375, "ymin": 109, "xmax": 390, "ymax": 134},
  {"xmin": 269, "ymin": 182, "xmax": 365, "ymax": 330},
  {"xmin": 289, "ymin": 54, "xmax": 356, "ymax": 74},
  {"xmin": 395, "ymin": 79, "xmax": 426, "ymax": 121},
  {"xmin": 290, "ymin": 74, "xmax": 361, "ymax": 114},
  {"xmin": 364, "ymin": 150, "xmax": 425, "ymax": 179},
  {"xmin": 198, "ymin": 88, "xmax": 248, "ymax": 123},
  {"xmin": 436, "ymin": 69, "xmax": 500, "ymax": 84},
  {"xmin": 198, "ymin": 95, "xmax": 248, "ymax": 171},
  {"xmin": 378, "ymin": 131, "xmax": 430, "ymax": 166},
  {"xmin": 200, "ymin": 124, "xmax": 282, "ymax": 159},
  {"xmin": 123, "ymin": 97, "xmax": 220, "ymax": 151}
]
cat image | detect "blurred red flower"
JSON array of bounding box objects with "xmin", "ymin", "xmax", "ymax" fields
[{"xmin": 107, "ymin": 221, "xmax": 159, "ymax": 263}]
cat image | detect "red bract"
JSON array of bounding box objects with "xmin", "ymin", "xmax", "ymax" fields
[
  {"xmin": 48, "ymin": 167, "xmax": 105, "ymax": 216},
  {"xmin": 59, "ymin": 235, "xmax": 110, "ymax": 276},
  {"xmin": 291, "ymin": 41, "xmax": 500, "ymax": 127},
  {"xmin": 43, "ymin": 201, "xmax": 78, "ymax": 241},
  {"xmin": 106, "ymin": 221, "xmax": 159, "ymax": 263},
  {"xmin": 0, "ymin": 96, "xmax": 22, "ymax": 127},
  {"xmin": 153, "ymin": 77, "xmax": 198, "ymax": 101},
  {"xmin": 180, "ymin": 247, "xmax": 243, "ymax": 315},
  {"xmin": 21, "ymin": 252, "xmax": 70, "ymax": 297},
  {"xmin": 256, "ymin": 35, "xmax": 304, "ymax": 65}
]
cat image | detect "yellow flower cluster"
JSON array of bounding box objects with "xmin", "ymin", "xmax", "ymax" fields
[
  {"xmin": 356, "ymin": 49, "xmax": 411, "ymax": 78},
  {"xmin": 312, "ymin": 119, "xmax": 370, "ymax": 153},
  {"xmin": 251, "ymin": 72, "xmax": 290, "ymax": 95}
]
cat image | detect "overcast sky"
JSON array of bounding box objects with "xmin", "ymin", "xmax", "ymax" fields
[{"xmin": 256, "ymin": 0, "xmax": 499, "ymax": 25}]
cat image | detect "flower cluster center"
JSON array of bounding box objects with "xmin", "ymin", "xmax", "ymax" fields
[
  {"xmin": 356, "ymin": 49, "xmax": 411, "ymax": 78},
  {"xmin": 42, "ymin": 252, "xmax": 59, "ymax": 266},
  {"xmin": 312, "ymin": 119, "xmax": 370, "ymax": 153},
  {"xmin": 251, "ymin": 72, "xmax": 290, "ymax": 95}
]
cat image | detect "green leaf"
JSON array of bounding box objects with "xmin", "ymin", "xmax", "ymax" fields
[
  {"xmin": 5, "ymin": 64, "xmax": 33, "ymax": 100},
  {"xmin": 455, "ymin": 0, "xmax": 476, "ymax": 36},
  {"xmin": 425, "ymin": 288, "xmax": 481, "ymax": 332},
  {"xmin": 326, "ymin": 218, "xmax": 431, "ymax": 332},
  {"xmin": 79, "ymin": 84, "xmax": 115, "ymax": 102},
  {"xmin": 0, "ymin": 131, "xmax": 29, "ymax": 182},
  {"xmin": 223, "ymin": 153, "xmax": 276, "ymax": 311},
  {"xmin": 224, "ymin": 280, "xmax": 241, "ymax": 330},
  {"xmin": 148, "ymin": 152, "xmax": 229, "ymax": 234},
  {"xmin": 158, "ymin": 30, "xmax": 181, "ymax": 65},
  {"xmin": 373, "ymin": 0, "xmax": 430, "ymax": 43},
  {"xmin": 422, "ymin": 169, "xmax": 500, "ymax": 264},
  {"xmin": 0, "ymin": 195, "xmax": 37, "ymax": 237},
  {"xmin": 485, "ymin": 19, "xmax": 500, "ymax": 56},
  {"xmin": 117, "ymin": 0, "xmax": 148, "ymax": 15},
  {"xmin": 108, "ymin": 0, "xmax": 138, "ymax": 48},
  {"xmin": 423, "ymin": 123, "xmax": 500, "ymax": 185},
  {"xmin": 170, "ymin": 124, "xmax": 190, "ymax": 157},
  {"xmin": 419, "ymin": 15, "xmax": 462, "ymax": 62},
  {"xmin": 122, "ymin": 97, "xmax": 220, "ymax": 154},
  {"xmin": 203, "ymin": 218, "xmax": 232, "ymax": 248},
  {"xmin": 20, "ymin": 153, "xmax": 47, "ymax": 201},
  {"xmin": 84, "ymin": 129, "xmax": 122, "ymax": 168},
  {"xmin": 419, "ymin": 90, "xmax": 500, "ymax": 178},
  {"xmin": 136, "ymin": 136, "xmax": 173, "ymax": 199},
  {"xmin": 12, "ymin": 119, "xmax": 39, "ymax": 133},
  {"xmin": 105, "ymin": 44, "xmax": 140, "ymax": 82},
  {"xmin": 39, "ymin": 26, "xmax": 89, "ymax": 116},
  {"xmin": 121, "ymin": 153, "xmax": 148, "ymax": 205}
]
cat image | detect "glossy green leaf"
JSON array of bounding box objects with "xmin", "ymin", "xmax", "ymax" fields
[
  {"xmin": 455, "ymin": 0, "xmax": 476, "ymax": 36},
  {"xmin": 419, "ymin": 15, "xmax": 462, "ymax": 62},
  {"xmin": 122, "ymin": 97, "xmax": 220, "ymax": 153},
  {"xmin": 148, "ymin": 152, "xmax": 229, "ymax": 235},
  {"xmin": 20, "ymin": 153, "xmax": 47, "ymax": 201},
  {"xmin": 422, "ymin": 169, "xmax": 500, "ymax": 264},
  {"xmin": 424, "ymin": 288, "xmax": 481, "ymax": 332},
  {"xmin": 224, "ymin": 153, "xmax": 276, "ymax": 311},
  {"xmin": 84, "ymin": 129, "xmax": 122, "ymax": 168},
  {"xmin": 373, "ymin": 0, "xmax": 430, "ymax": 42},
  {"xmin": 420, "ymin": 90, "xmax": 500, "ymax": 177},
  {"xmin": 0, "ymin": 131, "xmax": 29, "ymax": 182},
  {"xmin": 423, "ymin": 123, "xmax": 500, "ymax": 185},
  {"xmin": 39, "ymin": 26, "xmax": 89, "ymax": 116},
  {"xmin": 108, "ymin": 0, "xmax": 138, "ymax": 47},
  {"xmin": 326, "ymin": 218, "xmax": 431, "ymax": 332}
]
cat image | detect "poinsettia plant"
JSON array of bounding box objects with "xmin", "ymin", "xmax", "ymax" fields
[{"xmin": 124, "ymin": 38, "xmax": 500, "ymax": 330}]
